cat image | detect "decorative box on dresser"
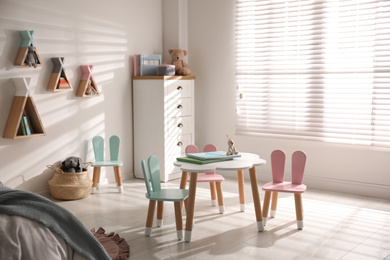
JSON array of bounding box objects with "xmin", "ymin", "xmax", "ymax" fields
[{"xmin": 133, "ymin": 76, "xmax": 195, "ymax": 182}]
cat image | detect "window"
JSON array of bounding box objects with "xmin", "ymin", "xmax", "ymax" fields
[{"xmin": 235, "ymin": 0, "xmax": 390, "ymax": 147}]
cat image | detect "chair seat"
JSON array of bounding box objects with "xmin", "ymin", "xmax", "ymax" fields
[
  {"xmin": 262, "ymin": 181, "xmax": 306, "ymax": 193},
  {"xmin": 92, "ymin": 160, "xmax": 123, "ymax": 167},
  {"xmin": 186, "ymin": 173, "xmax": 225, "ymax": 182},
  {"xmin": 146, "ymin": 189, "xmax": 189, "ymax": 202}
]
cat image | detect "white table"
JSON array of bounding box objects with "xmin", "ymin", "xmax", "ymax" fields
[{"xmin": 174, "ymin": 153, "xmax": 266, "ymax": 242}]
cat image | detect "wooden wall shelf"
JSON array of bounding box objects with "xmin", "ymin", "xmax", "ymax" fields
[
  {"xmin": 3, "ymin": 78, "xmax": 46, "ymax": 139},
  {"xmin": 14, "ymin": 30, "xmax": 42, "ymax": 68},
  {"xmin": 47, "ymin": 57, "xmax": 73, "ymax": 92},
  {"xmin": 76, "ymin": 65, "xmax": 100, "ymax": 97}
]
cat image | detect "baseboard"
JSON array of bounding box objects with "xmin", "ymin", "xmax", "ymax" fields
[
  {"xmin": 302, "ymin": 175, "xmax": 390, "ymax": 200},
  {"xmin": 219, "ymin": 169, "xmax": 390, "ymax": 200}
]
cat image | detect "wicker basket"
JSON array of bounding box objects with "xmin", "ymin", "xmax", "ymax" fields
[{"xmin": 47, "ymin": 165, "xmax": 92, "ymax": 200}]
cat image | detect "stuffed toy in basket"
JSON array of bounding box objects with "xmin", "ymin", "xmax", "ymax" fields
[{"xmin": 47, "ymin": 161, "xmax": 92, "ymax": 200}]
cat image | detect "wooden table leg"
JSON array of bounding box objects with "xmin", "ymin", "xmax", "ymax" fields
[
  {"xmin": 185, "ymin": 172, "xmax": 198, "ymax": 242},
  {"xmin": 248, "ymin": 166, "xmax": 264, "ymax": 231},
  {"xmin": 237, "ymin": 170, "xmax": 246, "ymax": 211},
  {"xmin": 179, "ymin": 171, "xmax": 189, "ymax": 212}
]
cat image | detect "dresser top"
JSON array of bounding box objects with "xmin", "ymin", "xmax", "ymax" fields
[{"xmin": 132, "ymin": 76, "xmax": 196, "ymax": 80}]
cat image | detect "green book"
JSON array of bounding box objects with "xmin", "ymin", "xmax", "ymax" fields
[
  {"xmin": 176, "ymin": 156, "xmax": 233, "ymax": 165},
  {"xmin": 21, "ymin": 117, "xmax": 27, "ymax": 135}
]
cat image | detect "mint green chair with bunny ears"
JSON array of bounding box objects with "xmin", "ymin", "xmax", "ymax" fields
[
  {"xmin": 142, "ymin": 155, "xmax": 189, "ymax": 240},
  {"xmin": 91, "ymin": 135, "xmax": 123, "ymax": 193}
]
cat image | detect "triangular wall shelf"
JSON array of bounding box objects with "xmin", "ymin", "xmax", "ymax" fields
[
  {"xmin": 14, "ymin": 30, "xmax": 42, "ymax": 68},
  {"xmin": 47, "ymin": 57, "xmax": 73, "ymax": 92},
  {"xmin": 76, "ymin": 65, "xmax": 100, "ymax": 97},
  {"xmin": 3, "ymin": 78, "xmax": 46, "ymax": 139}
]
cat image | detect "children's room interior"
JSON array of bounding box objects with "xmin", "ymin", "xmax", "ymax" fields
[{"xmin": 0, "ymin": 0, "xmax": 389, "ymax": 259}]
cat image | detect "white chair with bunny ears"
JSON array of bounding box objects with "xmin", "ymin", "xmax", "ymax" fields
[
  {"xmin": 184, "ymin": 144, "xmax": 226, "ymax": 214},
  {"xmin": 262, "ymin": 150, "xmax": 307, "ymax": 229}
]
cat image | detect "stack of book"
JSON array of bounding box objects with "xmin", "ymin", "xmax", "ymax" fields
[
  {"xmin": 57, "ymin": 77, "xmax": 70, "ymax": 89},
  {"xmin": 19, "ymin": 115, "xmax": 33, "ymax": 135},
  {"xmin": 177, "ymin": 151, "xmax": 241, "ymax": 165}
]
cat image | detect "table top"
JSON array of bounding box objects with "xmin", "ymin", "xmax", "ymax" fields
[{"xmin": 174, "ymin": 152, "xmax": 266, "ymax": 173}]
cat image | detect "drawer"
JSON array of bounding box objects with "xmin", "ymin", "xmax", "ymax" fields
[
  {"xmin": 166, "ymin": 80, "xmax": 193, "ymax": 99},
  {"xmin": 166, "ymin": 133, "xmax": 193, "ymax": 156},
  {"xmin": 167, "ymin": 116, "xmax": 194, "ymax": 136},
  {"xmin": 165, "ymin": 98, "xmax": 193, "ymax": 117},
  {"xmin": 166, "ymin": 97, "xmax": 192, "ymax": 117}
]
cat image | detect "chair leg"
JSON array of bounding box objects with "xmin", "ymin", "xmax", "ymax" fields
[
  {"xmin": 271, "ymin": 192, "xmax": 278, "ymax": 218},
  {"xmin": 215, "ymin": 182, "xmax": 225, "ymax": 214},
  {"xmin": 237, "ymin": 170, "xmax": 246, "ymax": 212},
  {"xmin": 145, "ymin": 200, "xmax": 156, "ymax": 236},
  {"xmin": 262, "ymin": 191, "xmax": 272, "ymax": 226},
  {"xmin": 174, "ymin": 202, "xmax": 183, "ymax": 240},
  {"xmin": 113, "ymin": 166, "xmax": 123, "ymax": 193},
  {"xmin": 209, "ymin": 182, "xmax": 217, "ymax": 206},
  {"xmin": 157, "ymin": 201, "xmax": 164, "ymax": 227},
  {"xmin": 294, "ymin": 193, "xmax": 304, "ymax": 230},
  {"xmin": 92, "ymin": 167, "xmax": 101, "ymax": 193}
]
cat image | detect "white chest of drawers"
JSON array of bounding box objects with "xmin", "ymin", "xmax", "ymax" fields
[{"xmin": 133, "ymin": 76, "xmax": 195, "ymax": 182}]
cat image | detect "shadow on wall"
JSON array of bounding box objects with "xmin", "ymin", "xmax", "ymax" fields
[{"xmin": 0, "ymin": 0, "xmax": 129, "ymax": 193}]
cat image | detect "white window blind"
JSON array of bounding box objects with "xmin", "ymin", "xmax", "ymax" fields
[{"xmin": 235, "ymin": 0, "xmax": 390, "ymax": 147}]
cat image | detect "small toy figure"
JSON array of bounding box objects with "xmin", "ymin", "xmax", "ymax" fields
[
  {"xmin": 226, "ymin": 135, "xmax": 239, "ymax": 155},
  {"xmin": 26, "ymin": 46, "xmax": 38, "ymax": 68}
]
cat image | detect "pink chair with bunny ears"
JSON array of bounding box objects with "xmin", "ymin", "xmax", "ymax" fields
[
  {"xmin": 185, "ymin": 144, "xmax": 226, "ymax": 214},
  {"xmin": 262, "ymin": 150, "xmax": 307, "ymax": 229}
]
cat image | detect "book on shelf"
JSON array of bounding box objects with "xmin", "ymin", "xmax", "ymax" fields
[
  {"xmin": 21, "ymin": 115, "xmax": 32, "ymax": 135},
  {"xmin": 57, "ymin": 76, "xmax": 70, "ymax": 88},
  {"xmin": 176, "ymin": 156, "xmax": 234, "ymax": 165},
  {"xmin": 20, "ymin": 117, "xmax": 27, "ymax": 135},
  {"xmin": 186, "ymin": 151, "xmax": 241, "ymax": 161}
]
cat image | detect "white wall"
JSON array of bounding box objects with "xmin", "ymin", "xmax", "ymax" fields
[
  {"xmin": 188, "ymin": 0, "xmax": 390, "ymax": 198},
  {"xmin": 0, "ymin": 0, "xmax": 163, "ymax": 193}
]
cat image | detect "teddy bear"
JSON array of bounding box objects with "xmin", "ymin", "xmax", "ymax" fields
[{"xmin": 165, "ymin": 48, "xmax": 192, "ymax": 76}]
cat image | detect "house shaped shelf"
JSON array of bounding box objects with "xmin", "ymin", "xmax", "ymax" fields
[
  {"xmin": 47, "ymin": 57, "xmax": 73, "ymax": 92},
  {"xmin": 14, "ymin": 30, "xmax": 42, "ymax": 67},
  {"xmin": 3, "ymin": 78, "xmax": 46, "ymax": 139},
  {"xmin": 76, "ymin": 65, "xmax": 100, "ymax": 97}
]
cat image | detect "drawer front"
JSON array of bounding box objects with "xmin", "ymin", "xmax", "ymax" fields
[
  {"xmin": 167, "ymin": 133, "xmax": 193, "ymax": 156},
  {"xmin": 166, "ymin": 80, "xmax": 193, "ymax": 98},
  {"xmin": 166, "ymin": 98, "xmax": 192, "ymax": 117},
  {"xmin": 168, "ymin": 116, "xmax": 193, "ymax": 136}
]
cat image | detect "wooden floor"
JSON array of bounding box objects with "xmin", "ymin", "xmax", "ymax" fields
[{"xmin": 49, "ymin": 177, "xmax": 390, "ymax": 260}]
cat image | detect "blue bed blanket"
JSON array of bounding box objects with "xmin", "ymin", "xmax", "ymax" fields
[{"xmin": 0, "ymin": 185, "xmax": 110, "ymax": 260}]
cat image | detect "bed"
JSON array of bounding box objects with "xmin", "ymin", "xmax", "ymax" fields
[{"xmin": 0, "ymin": 184, "xmax": 129, "ymax": 260}]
